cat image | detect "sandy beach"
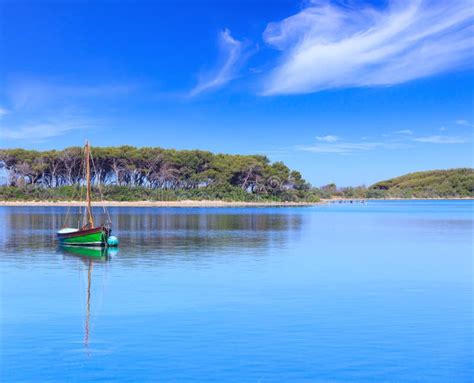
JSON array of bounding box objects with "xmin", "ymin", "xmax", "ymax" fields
[{"xmin": 0, "ymin": 200, "xmax": 323, "ymax": 208}]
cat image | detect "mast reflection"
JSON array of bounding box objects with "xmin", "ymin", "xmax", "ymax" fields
[{"xmin": 58, "ymin": 246, "xmax": 116, "ymax": 350}]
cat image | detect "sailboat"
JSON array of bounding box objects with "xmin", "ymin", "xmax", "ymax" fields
[{"xmin": 57, "ymin": 141, "xmax": 118, "ymax": 247}]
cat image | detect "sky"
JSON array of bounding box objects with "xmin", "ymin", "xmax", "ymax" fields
[{"xmin": 0, "ymin": 0, "xmax": 473, "ymax": 186}]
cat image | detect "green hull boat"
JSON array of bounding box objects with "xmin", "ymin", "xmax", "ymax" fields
[
  {"xmin": 57, "ymin": 226, "xmax": 110, "ymax": 246},
  {"xmin": 56, "ymin": 141, "xmax": 118, "ymax": 248}
]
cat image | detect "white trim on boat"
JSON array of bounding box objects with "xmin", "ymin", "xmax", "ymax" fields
[{"xmin": 57, "ymin": 227, "xmax": 79, "ymax": 234}]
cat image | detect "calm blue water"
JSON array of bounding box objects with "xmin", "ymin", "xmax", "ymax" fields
[{"xmin": 0, "ymin": 201, "xmax": 472, "ymax": 382}]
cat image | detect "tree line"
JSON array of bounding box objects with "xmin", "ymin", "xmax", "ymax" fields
[
  {"xmin": 0, "ymin": 146, "xmax": 314, "ymax": 201},
  {"xmin": 1, "ymin": 147, "xmax": 471, "ymax": 201}
]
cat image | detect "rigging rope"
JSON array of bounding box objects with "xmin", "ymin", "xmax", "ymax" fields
[
  {"xmin": 89, "ymin": 149, "xmax": 112, "ymax": 227},
  {"xmin": 80, "ymin": 147, "xmax": 86, "ymax": 227},
  {"xmin": 62, "ymin": 189, "xmax": 73, "ymax": 228},
  {"xmin": 63, "ymin": 150, "xmax": 83, "ymax": 228}
]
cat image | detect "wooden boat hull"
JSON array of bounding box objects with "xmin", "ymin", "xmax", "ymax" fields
[{"xmin": 57, "ymin": 226, "xmax": 110, "ymax": 246}]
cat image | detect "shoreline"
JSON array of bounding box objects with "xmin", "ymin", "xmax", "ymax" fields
[
  {"xmin": 327, "ymin": 197, "xmax": 473, "ymax": 201},
  {"xmin": 0, "ymin": 200, "xmax": 323, "ymax": 208},
  {"xmin": 0, "ymin": 198, "xmax": 471, "ymax": 207}
]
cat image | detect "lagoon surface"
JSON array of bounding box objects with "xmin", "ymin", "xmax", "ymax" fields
[{"xmin": 0, "ymin": 201, "xmax": 472, "ymax": 382}]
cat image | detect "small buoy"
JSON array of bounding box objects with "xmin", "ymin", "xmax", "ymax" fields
[{"xmin": 107, "ymin": 236, "xmax": 119, "ymax": 247}]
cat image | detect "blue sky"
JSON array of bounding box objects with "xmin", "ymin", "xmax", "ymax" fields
[{"xmin": 0, "ymin": 0, "xmax": 473, "ymax": 186}]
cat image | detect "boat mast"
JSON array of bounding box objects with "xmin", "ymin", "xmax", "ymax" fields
[{"xmin": 85, "ymin": 141, "xmax": 94, "ymax": 227}]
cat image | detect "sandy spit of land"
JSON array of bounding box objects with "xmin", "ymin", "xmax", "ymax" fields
[
  {"xmin": 327, "ymin": 197, "xmax": 473, "ymax": 201},
  {"xmin": 1, "ymin": 197, "xmax": 471, "ymax": 208},
  {"xmin": 0, "ymin": 200, "xmax": 323, "ymax": 208}
]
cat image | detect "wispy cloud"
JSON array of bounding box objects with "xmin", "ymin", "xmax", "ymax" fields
[
  {"xmin": 297, "ymin": 130, "xmax": 470, "ymax": 155},
  {"xmin": 413, "ymin": 135, "xmax": 468, "ymax": 144},
  {"xmin": 316, "ymin": 135, "xmax": 339, "ymax": 142},
  {"xmin": 190, "ymin": 29, "xmax": 250, "ymax": 96},
  {"xmin": 299, "ymin": 140, "xmax": 384, "ymax": 154},
  {"xmin": 0, "ymin": 112, "xmax": 98, "ymax": 142},
  {"xmin": 0, "ymin": 77, "xmax": 131, "ymax": 143},
  {"xmin": 1, "ymin": 122, "xmax": 84, "ymax": 141},
  {"xmin": 395, "ymin": 129, "xmax": 413, "ymax": 135},
  {"xmin": 6, "ymin": 77, "xmax": 134, "ymax": 110},
  {"xmin": 454, "ymin": 119, "xmax": 474, "ymax": 127},
  {"xmin": 262, "ymin": 0, "xmax": 473, "ymax": 95}
]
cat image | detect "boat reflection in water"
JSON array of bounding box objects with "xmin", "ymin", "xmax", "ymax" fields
[
  {"xmin": 59, "ymin": 245, "xmax": 118, "ymax": 260},
  {"xmin": 58, "ymin": 245, "xmax": 118, "ymax": 352}
]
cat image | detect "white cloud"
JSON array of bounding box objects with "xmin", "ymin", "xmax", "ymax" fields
[
  {"xmin": 7, "ymin": 77, "xmax": 133, "ymax": 110},
  {"xmin": 413, "ymin": 135, "xmax": 467, "ymax": 144},
  {"xmin": 395, "ymin": 129, "xmax": 413, "ymax": 135},
  {"xmin": 1, "ymin": 123, "xmax": 78, "ymax": 141},
  {"xmin": 454, "ymin": 119, "xmax": 473, "ymax": 127},
  {"xmin": 0, "ymin": 77, "xmax": 129, "ymax": 143},
  {"xmin": 0, "ymin": 117, "xmax": 95, "ymax": 142},
  {"xmin": 262, "ymin": 0, "xmax": 473, "ymax": 95},
  {"xmin": 190, "ymin": 29, "xmax": 248, "ymax": 96},
  {"xmin": 300, "ymin": 142, "xmax": 382, "ymax": 154},
  {"xmin": 297, "ymin": 130, "xmax": 470, "ymax": 155},
  {"xmin": 299, "ymin": 139, "xmax": 385, "ymax": 154},
  {"xmin": 316, "ymin": 135, "xmax": 339, "ymax": 142}
]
